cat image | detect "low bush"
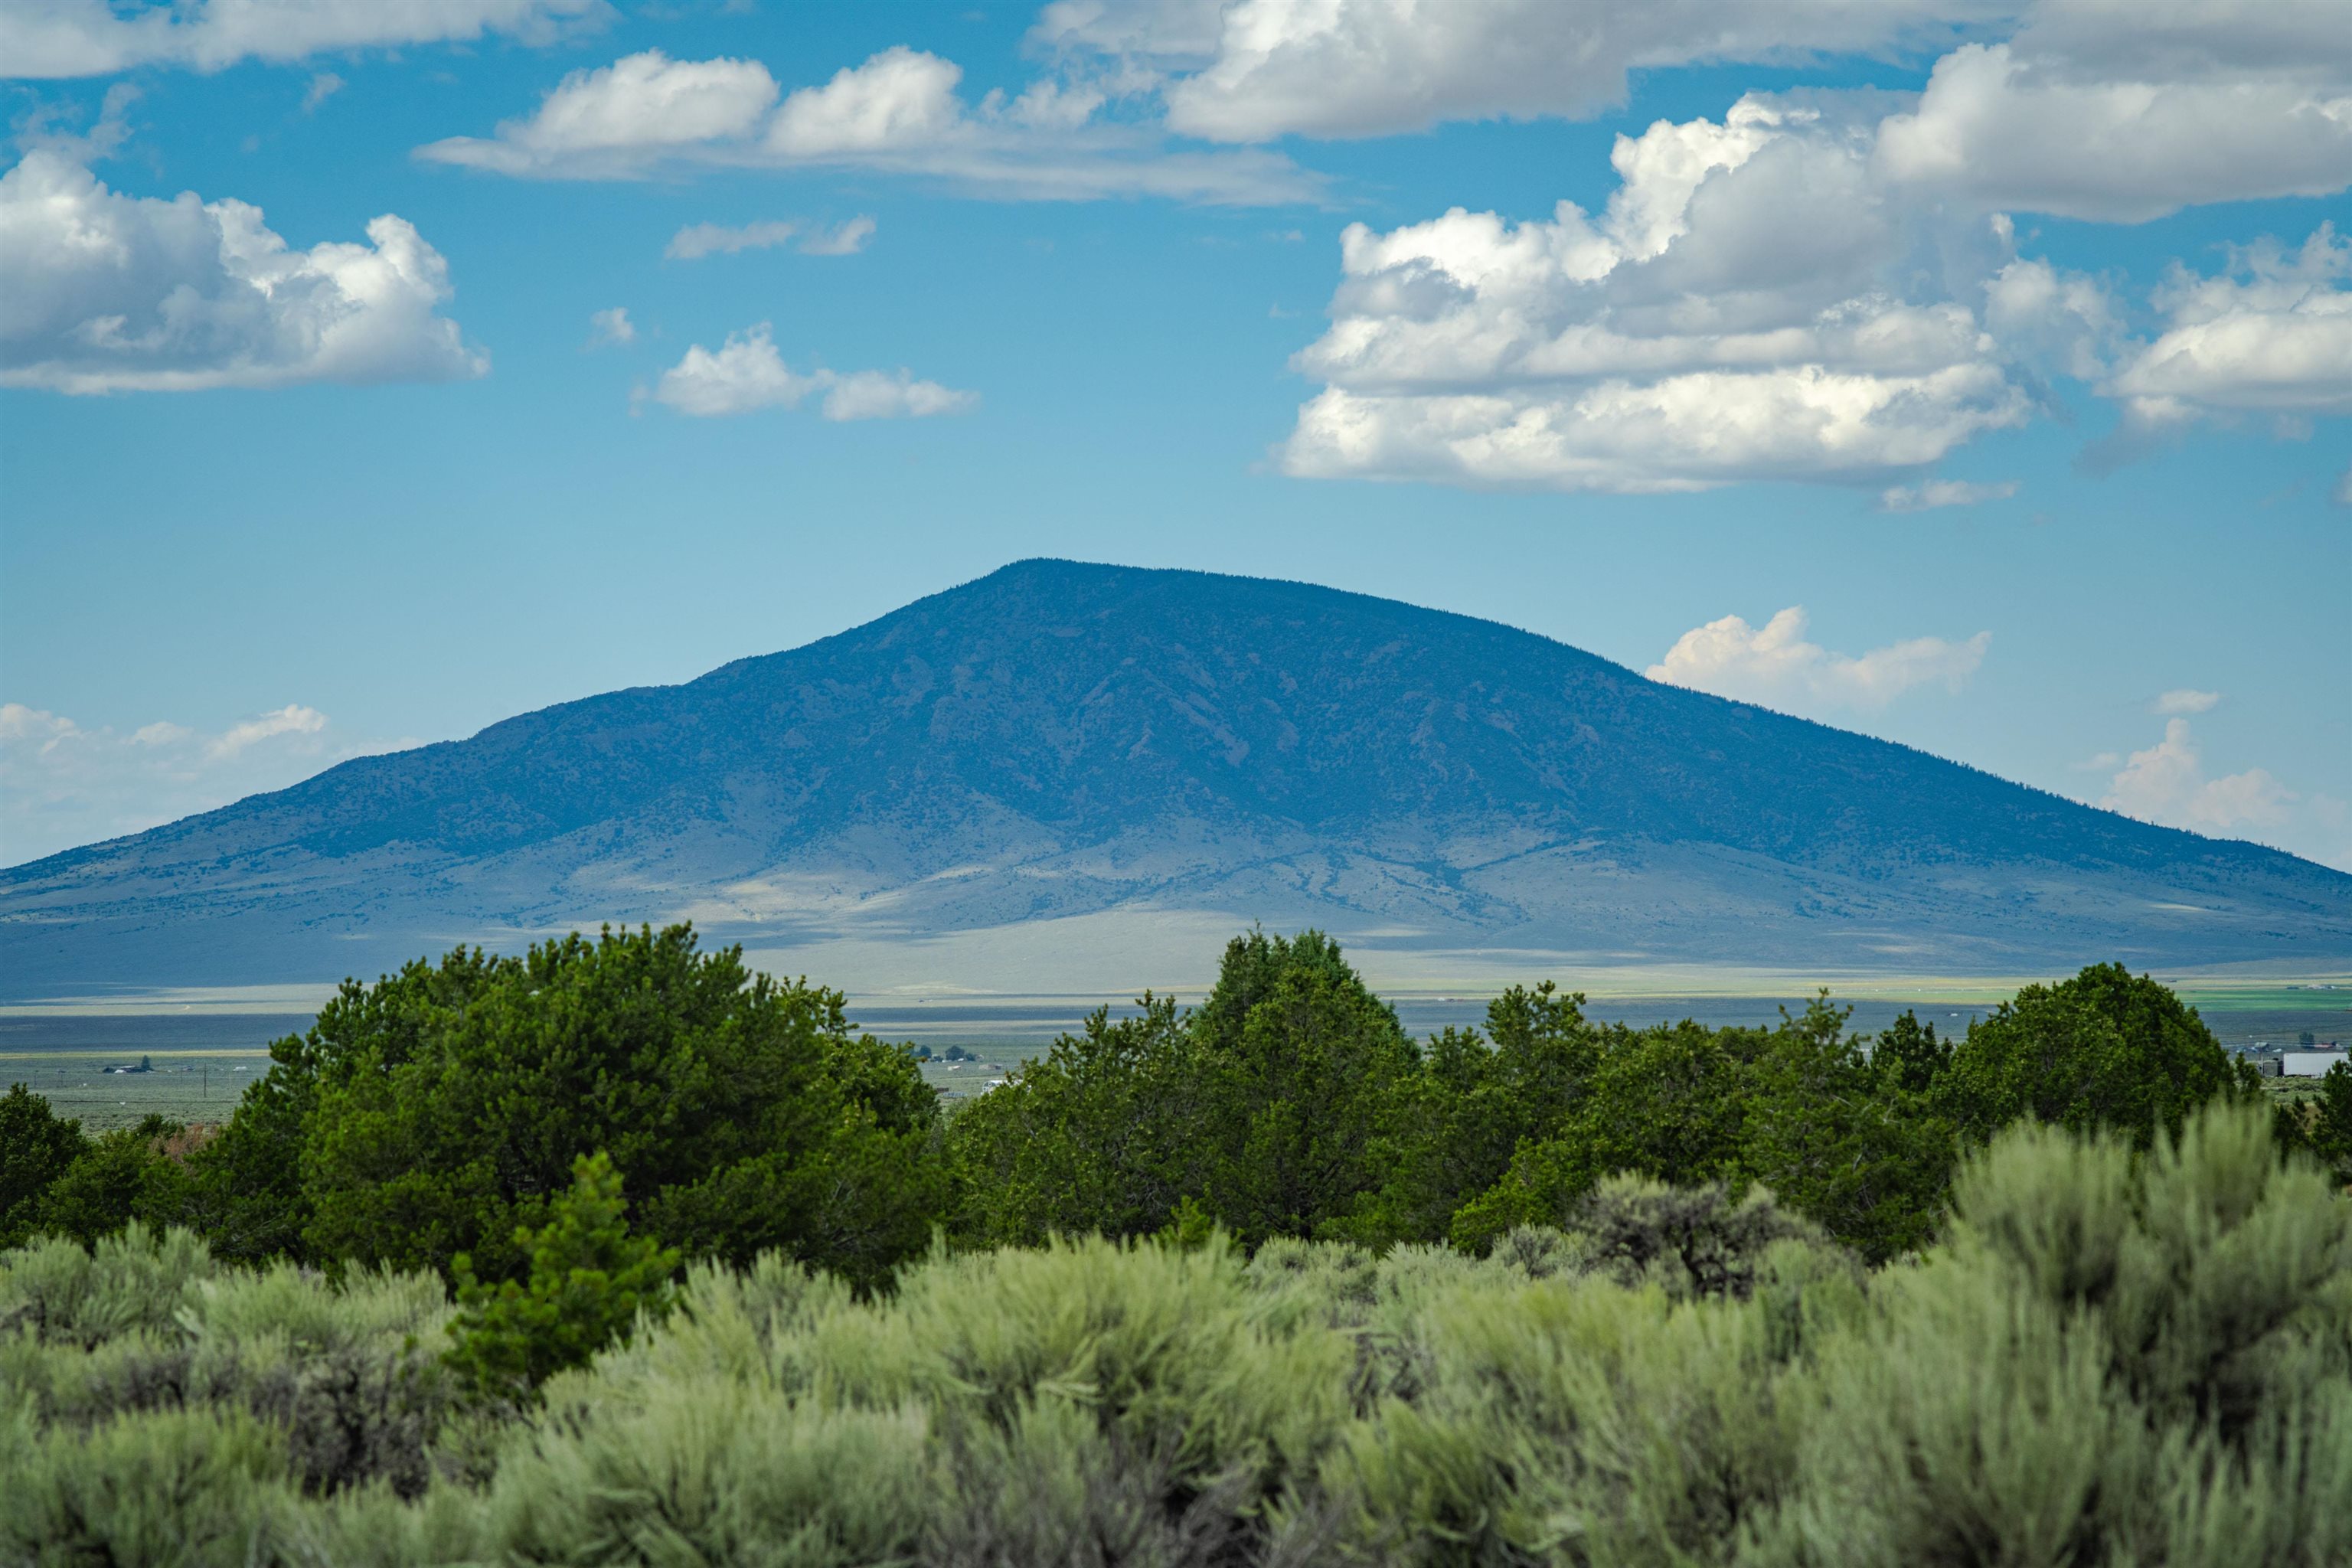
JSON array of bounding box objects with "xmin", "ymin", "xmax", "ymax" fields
[
  {"xmin": 444, "ymin": 1151, "xmax": 679, "ymax": 1403},
  {"xmin": 0, "ymin": 933, "xmax": 2324, "ymax": 1561},
  {"xmin": 1, "ymin": 1223, "xmax": 459, "ymax": 1514},
  {"xmin": 10, "ymin": 931, "xmax": 2265, "ymax": 1289},
  {"xmin": 2, "ymin": 1101, "xmax": 2342, "ymax": 1566},
  {"xmin": 1753, "ymin": 1106, "xmax": 2352, "ymax": 1566}
]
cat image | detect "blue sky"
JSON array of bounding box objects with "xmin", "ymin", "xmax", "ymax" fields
[{"xmin": 2, "ymin": 0, "xmax": 2347, "ymax": 870}]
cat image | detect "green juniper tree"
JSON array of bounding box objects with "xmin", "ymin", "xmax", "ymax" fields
[
  {"xmin": 1450, "ymin": 1018, "xmax": 1753, "ymax": 1253},
  {"xmin": 192, "ymin": 924, "xmax": 940, "ymax": 1292},
  {"xmin": 33, "ymin": 1116, "xmax": 197, "ymax": 1248},
  {"xmin": 187, "ymin": 942, "xmax": 508, "ymax": 1263},
  {"xmin": 0, "ymin": 1085, "xmax": 89, "ymax": 1247},
  {"xmin": 946, "ymin": 995, "xmax": 1194, "ymax": 1246},
  {"xmin": 1870, "ymin": 1010, "xmax": 1952, "ymax": 1095},
  {"xmin": 2281, "ymin": 1060, "xmax": 2352, "ymax": 1190},
  {"xmin": 947, "ymin": 929, "xmax": 1421, "ymax": 1247},
  {"xmin": 445, "ymin": 1152, "xmax": 679, "ymax": 1402},
  {"xmin": 1351, "ymin": 982, "xmax": 1601, "ymax": 1249},
  {"xmin": 1179, "ymin": 929, "xmax": 1420, "ymax": 1243},
  {"xmin": 1739, "ymin": 998, "xmax": 1955, "ymax": 1263},
  {"xmin": 1938, "ymin": 962, "xmax": 2254, "ymax": 1148}
]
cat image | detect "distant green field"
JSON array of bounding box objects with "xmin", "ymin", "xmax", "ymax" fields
[
  {"xmin": 8, "ymin": 968, "xmax": 2346, "ymax": 1130},
  {"xmin": 6, "ymin": 1044, "xmax": 1042, "ymax": 1125},
  {"xmin": 2171, "ymin": 982, "xmax": 2352, "ymax": 1014},
  {"xmin": 0, "ymin": 1050, "xmax": 267, "ymax": 1130},
  {"xmin": 915, "ymin": 1046, "xmax": 1036, "ymax": 1101}
]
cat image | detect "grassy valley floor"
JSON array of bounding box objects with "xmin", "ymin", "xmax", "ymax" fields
[{"xmin": 8, "ymin": 972, "xmax": 2349, "ymax": 1125}]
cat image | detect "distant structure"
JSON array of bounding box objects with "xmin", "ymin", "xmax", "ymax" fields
[{"xmin": 2284, "ymin": 1050, "xmax": 2349, "ymax": 1078}]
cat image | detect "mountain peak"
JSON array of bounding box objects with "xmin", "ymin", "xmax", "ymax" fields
[{"xmin": 5, "ymin": 563, "xmax": 2345, "ymax": 995}]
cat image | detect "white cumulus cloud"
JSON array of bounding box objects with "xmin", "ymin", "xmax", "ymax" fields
[
  {"xmin": 667, "ymin": 219, "xmax": 798, "ymax": 260},
  {"xmin": 1, "ymin": 0, "xmax": 604, "ymax": 79},
  {"xmin": 2099, "ymin": 717, "xmax": 2295, "ymax": 835},
  {"xmin": 649, "ymin": 324, "xmax": 975, "ymax": 421},
  {"xmin": 1044, "ymin": 0, "xmax": 2352, "ymax": 231},
  {"xmin": 2103, "ymin": 225, "xmax": 2352, "ymax": 427},
  {"xmin": 0, "ymin": 151, "xmax": 485, "ymax": 394},
  {"xmin": 1279, "ymin": 98, "xmax": 2034, "ymax": 492},
  {"xmin": 0, "ymin": 701, "xmax": 416, "ymax": 867},
  {"xmin": 1645, "ymin": 606, "xmax": 1991, "ymax": 713},
  {"xmin": 799, "ymin": 216, "xmax": 877, "ymax": 256},
  {"xmin": 2090, "ymin": 714, "xmax": 2350, "ymax": 874},
  {"xmin": 665, "ymin": 215, "xmax": 874, "ymax": 261},
  {"xmin": 2152, "ymin": 688, "xmax": 2221, "ymax": 715},
  {"xmin": 207, "ymin": 704, "xmax": 326, "ymax": 761},
  {"xmin": 417, "ymin": 49, "xmax": 781, "ymax": 178},
  {"xmin": 407, "ymin": 4, "xmax": 2352, "ymax": 223},
  {"xmin": 1, "ymin": 704, "xmax": 79, "ymax": 745},
  {"xmin": 1272, "ymin": 2, "xmax": 2352, "ymax": 497},
  {"xmin": 1040, "ymin": 0, "xmax": 1962, "ymax": 143},
  {"xmin": 416, "ymin": 44, "xmax": 1317, "ymax": 203},
  {"xmin": 767, "ymin": 46, "xmax": 964, "ymax": 158},
  {"xmin": 585, "ymin": 306, "xmax": 633, "ymax": 347},
  {"xmin": 1877, "ymin": 28, "xmax": 2352, "ymax": 223},
  {"xmin": 1983, "ymin": 247, "xmax": 2122, "ymax": 381},
  {"xmin": 1879, "ymin": 479, "xmax": 2020, "ymax": 511},
  {"xmin": 818, "ymin": 368, "xmax": 978, "ymax": 421},
  {"xmin": 652, "ymin": 326, "xmax": 822, "ymax": 416}
]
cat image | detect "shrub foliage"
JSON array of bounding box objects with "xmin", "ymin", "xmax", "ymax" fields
[
  {"xmin": 443, "ymin": 1152, "xmax": 679, "ymax": 1403},
  {"xmin": 198, "ymin": 923, "xmax": 942, "ymax": 1291},
  {"xmin": 0, "ymin": 923, "xmax": 2331, "ymax": 1562},
  {"xmin": 3, "ymin": 1103, "xmax": 2345, "ymax": 1565}
]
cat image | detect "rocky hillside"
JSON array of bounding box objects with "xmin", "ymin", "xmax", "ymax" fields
[{"xmin": 5, "ymin": 560, "xmax": 2346, "ymax": 993}]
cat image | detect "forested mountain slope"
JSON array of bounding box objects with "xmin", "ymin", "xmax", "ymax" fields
[{"xmin": 5, "ymin": 560, "xmax": 2345, "ymax": 991}]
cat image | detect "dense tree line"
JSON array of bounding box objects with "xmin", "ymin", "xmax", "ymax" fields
[
  {"xmin": 2, "ymin": 927, "xmax": 941, "ymax": 1293},
  {"xmin": 5, "ymin": 923, "xmax": 2350, "ymax": 1563},
  {"xmin": 4, "ymin": 923, "xmax": 2347, "ymax": 1302},
  {"xmin": 946, "ymin": 929, "xmax": 2326, "ymax": 1267}
]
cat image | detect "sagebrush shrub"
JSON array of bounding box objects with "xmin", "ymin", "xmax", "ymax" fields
[
  {"xmin": 1755, "ymin": 1102, "xmax": 2352, "ymax": 1568},
  {"xmin": 1565, "ymin": 1174, "xmax": 1824, "ymax": 1300},
  {"xmin": 0, "ymin": 1102, "xmax": 2342, "ymax": 1566},
  {"xmin": 0, "ymin": 1223, "xmax": 459, "ymax": 1514}
]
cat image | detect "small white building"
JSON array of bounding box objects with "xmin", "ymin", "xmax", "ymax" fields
[{"xmin": 2284, "ymin": 1051, "xmax": 2349, "ymax": 1079}]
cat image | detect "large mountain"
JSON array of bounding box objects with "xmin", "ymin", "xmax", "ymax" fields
[{"xmin": 5, "ymin": 560, "xmax": 2347, "ymax": 996}]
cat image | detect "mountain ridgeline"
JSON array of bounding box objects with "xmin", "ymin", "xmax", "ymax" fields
[{"xmin": 4, "ymin": 560, "xmax": 2345, "ymax": 991}]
